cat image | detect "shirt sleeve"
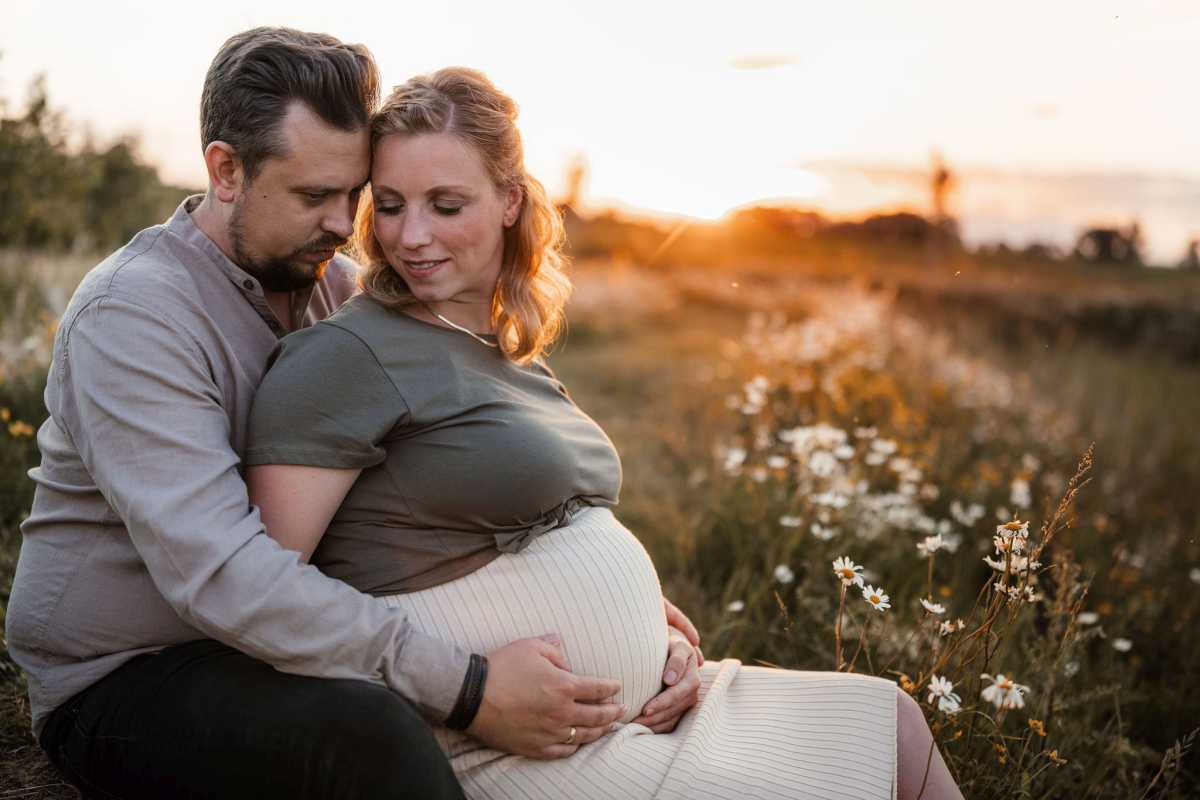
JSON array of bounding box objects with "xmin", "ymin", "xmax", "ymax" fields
[
  {"xmin": 54, "ymin": 295, "xmax": 467, "ymax": 721},
  {"xmin": 245, "ymin": 323, "xmax": 407, "ymax": 469}
]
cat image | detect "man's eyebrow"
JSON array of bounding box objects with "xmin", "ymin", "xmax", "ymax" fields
[{"xmin": 290, "ymin": 180, "xmax": 370, "ymax": 194}]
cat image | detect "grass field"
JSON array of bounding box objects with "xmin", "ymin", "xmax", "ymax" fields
[{"xmin": 1, "ymin": 248, "xmax": 1197, "ymax": 797}]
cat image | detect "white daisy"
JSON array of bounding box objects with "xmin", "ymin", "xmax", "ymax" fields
[
  {"xmin": 1010, "ymin": 478, "xmax": 1031, "ymax": 510},
  {"xmin": 864, "ymin": 452, "xmax": 886, "ymax": 466},
  {"xmin": 862, "ymin": 585, "xmax": 891, "ymax": 612},
  {"xmin": 726, "ymin": 600, "xmax": 745, "ymax": 613},
  {"xmin": 833, "ymin": 444, "xmax": 856, "ymax": 460},
  {"xmin": 871, "ymin": 438, "xmax": 898, "ymax": 455},
  {"xmin": 810, "ymin": 523, "xmax": 836, "ymax": 541},
  {"xmin": 808, "ymin": 450, "xmax": 838, "ymax": 477},
  {"xmin": 916, "ymin": 534, "xmax": 945, "ymax": 558},
  {"xmin": 980, "ymin": 673, "xmax": 1031, "ymax": 710},
  {"xmin": 854, "ymin": 426, "xmax": 877, "ymax": 439},
  {"xmin": 831, "ymin": 557, "xmax": 865, "ymax": 587},
  {"xmin": 774, "ymin": 564, "xmax": 795, "ymax": 584},
  {"xmin": 779, "ymin": 515, "xmax": 803, "ymax": 528},
  {"xmin": 926, "ymin": 675, "xmax": 961, "ymax": 715},
  {"xmin": 1189, "ymin": 567, "xmax": 1200, "ymax": 585},
  {"xmin": 920, "ymin": 598, "xmax": 946, "ymax": 615},
  {"xmin": 766, "ymin": 454, "xmax": 789, "ymax": 470},
  {"xmin": 1112, "ymin": 638, "xmax": 1133, "ymax": 652},
  {"xmin": 939, "ymin": 618, "xmax": 965, "ymax": 636},
  {"xmin": 1076, "ymin": 611, "xmax": 1100, "ymax": 625}
]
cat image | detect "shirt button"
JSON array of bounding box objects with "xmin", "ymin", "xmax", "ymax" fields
[{"xmin": 243, "ymin": 279, "xmax": 255, "ymax": 290}]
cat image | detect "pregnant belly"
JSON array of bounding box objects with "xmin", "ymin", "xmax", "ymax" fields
[{"xmin": 381, "ymin": 506, "xmax": 669, "ymax": 723}]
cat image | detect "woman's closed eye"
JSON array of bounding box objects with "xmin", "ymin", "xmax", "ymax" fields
[{"xmin": 434, "ymin": 203, "xmax": 463, "ymax": 216}]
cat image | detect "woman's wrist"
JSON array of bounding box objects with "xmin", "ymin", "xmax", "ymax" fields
[{"xmin": 445, "ymin": 653, "xmax": 489, "ymax": 731}]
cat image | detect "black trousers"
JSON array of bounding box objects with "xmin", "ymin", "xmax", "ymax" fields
[{"xmin": 38, "ymin": 639, "xmax": 466, "ymax": 800}]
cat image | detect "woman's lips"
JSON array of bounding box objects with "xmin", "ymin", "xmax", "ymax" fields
[{"xmin": 403, "ymin": 258, "xmax": 448, "ymax": 276}]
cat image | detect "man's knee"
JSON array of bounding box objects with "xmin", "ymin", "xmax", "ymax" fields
[{"xmin": 308, "ymin": 680, "xmax": 463, "ymax": 798}]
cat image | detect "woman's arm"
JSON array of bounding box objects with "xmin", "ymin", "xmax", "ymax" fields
[{"xmin": 247, "ymin": 464, "xmax": 361, "ymax": 561}]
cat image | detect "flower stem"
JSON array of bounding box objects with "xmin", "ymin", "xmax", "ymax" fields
[{"xmin": 835, "ymin": 583, "xmax": 847, "ymax": 670}]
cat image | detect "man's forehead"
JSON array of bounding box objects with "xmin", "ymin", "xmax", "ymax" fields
[{"xmin": 265, "ymin": 100, "xmax": 370, "ymax": 185}]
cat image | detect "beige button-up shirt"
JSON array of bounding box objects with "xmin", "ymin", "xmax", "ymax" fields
[{"xmin": 6, "ymin": 196, "xmax": 470, "ymax": 734}]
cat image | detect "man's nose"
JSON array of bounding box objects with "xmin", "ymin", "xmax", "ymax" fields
[{"xmin": 322, "ymin": 197, "xmax": 357, "ymax": 240}]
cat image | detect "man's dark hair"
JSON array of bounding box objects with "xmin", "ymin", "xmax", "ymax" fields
[{"xmin": 200, "ymin": 27, "xmax": 379, "ymax": 180}]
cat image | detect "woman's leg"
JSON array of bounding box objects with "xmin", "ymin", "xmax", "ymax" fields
[{"xmin": 896, "ymin": 688, "xmax": 964, "ymax": 800}]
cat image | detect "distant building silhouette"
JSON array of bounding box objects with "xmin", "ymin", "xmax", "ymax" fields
[{"xmin": 1072, "ymin": 223, "xmax": 1143, "ymax": 266}]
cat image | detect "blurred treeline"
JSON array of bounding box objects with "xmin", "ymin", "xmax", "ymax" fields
[{"xmin": 0, "ymin": 73, "xmax": 193, "ymax": 252}]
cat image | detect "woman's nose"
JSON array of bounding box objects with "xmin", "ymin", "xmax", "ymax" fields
[{"xmin": 399, "ymin": 210, "xmax": 433, "ymax": 250}]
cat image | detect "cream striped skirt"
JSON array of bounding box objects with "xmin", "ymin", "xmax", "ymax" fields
[{"xmin": 382, "ymin": 506, "xmax": 897, "ymax": 799}]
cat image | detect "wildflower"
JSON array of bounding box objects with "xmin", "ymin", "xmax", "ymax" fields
[
  {"xmin": 1076, "ymin": 611, "xmax": 1100, "ymax": 625},
  {"xmin": 0, "ymin": 407, "xmax": 10, "ymax": 422},
  {"xmin": 1022, "ymin": 585, "xmax": 1042, "ymax": 604},
  {"xmin": 864, "ymin": 452, "xmax": 886, "ymax": 466},
  {"xmin": 854, "ymin": 426, "xmax": 877, "ymax": 439},
  {"xmin": 1028, "ymin": 719, "xmax": 1047, "ymax": 737},
  {"xmin": 919, "ymin": 483, "xmax": 940, "ymax": 501},
  {"xmin": 831, "ymin": 557, "xmax": 864, "ymax": 587},
  {"xmin": 1112, "ymin": 638, "xmax": 1133, "ymax": 652},
  {"xmin": 833, "ymin": 444, "xmax": 855, "ymax": 460},
  {"xmin": 766, "ymin": 455, "xmax": 789, "ymax": 470},
  {"xmin": 779, "ymin": 515, "xmax": 802, "ymax": 528},
  {"xmin": 749, "ymin": 467, "xmax": 768, "ymax": 483},
  {"xmin": 8, "ymin": 421, "xmax": 34, "ymax": 438},
  {"xmin": 993, "ymin": 520, "xmax": 1030, "ymax": 555},
  {"xmin": 1010, "ymin": 478, "xmax": 1031, "ymax": 509},
  {"xmin": 726, "ymin": 600, "xmax": 745, "ymax": 613},
  {"xmin": 994, "ymin": 742, "xmax": 1008, "ymax": 764},
  {"xmin": 720, "ymin": 446, "xmax": 746, "ymax": 475},
  {"xmin": 1063, "ymin": 661, "xmax": 1079, "ymax": 677},
  {"xmin": 926, "ymin": 675, "xmax": 961, "ymax": 715},
  {"xmin": 939, "ymin": 618, "xmax": 965, "ymax": 636},
  {"xmin": 888, "ymin": 457, "xmax": 912, "ymax": 473},
  {"xmin": 1189, "ymin": 567, "xmax": 1200, "ymax": 585},
  {"xmin": 994, "ymin": 506, "xmax": 1011, "ymax": 521},
  {"xmin": 1046, "ymin": 749, "xmax": 1068, "ymax": 766},
  {"xmin": 916, "ymin": 534, "xmax": 945, "ymax": 557},
  {"xmin": 871, "ymin": 438, "xmax": 898, "ymax": 455},
  {"xmin": 980, "ymin": 673, "xmax": 1031, "ymax": 710},
  {"xmin": 810, "ymin": 523, "xmax": 835, "ymax": 541},
  {"xmin": 773, "ymin": 564, "xmax": 795, "ymax": 584},
  {"xmin": 808, "ymin": 450, "xmax": 838, "ymax": 477},
  {"xmin": 920, "ymin": 598, "xmax": 946, "ymax": 615},
  {"xmin": 861, "ymin": 585, "xmax": 890, "ymax": 612}
]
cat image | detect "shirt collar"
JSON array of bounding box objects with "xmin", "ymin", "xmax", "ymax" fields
[{"xmin": 166, "ymin": 195, "xmax": 317, "ymax": 336}]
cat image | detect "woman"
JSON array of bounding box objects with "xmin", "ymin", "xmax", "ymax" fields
[{"xmin": 244, "ymin": 68, "xmax": 961, "ymax": 800}]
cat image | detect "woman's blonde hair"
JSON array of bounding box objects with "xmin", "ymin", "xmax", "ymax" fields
[{"xmin": 354, "ymin": 67, "xmax": 571, "ymax": 363}]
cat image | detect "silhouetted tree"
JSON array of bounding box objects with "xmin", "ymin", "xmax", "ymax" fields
[{"xmin": 1072, "ymin": 222, "xmax": 1143, "ymax": 266}]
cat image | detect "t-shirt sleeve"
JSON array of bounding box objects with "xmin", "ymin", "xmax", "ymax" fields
[{"xmin": 245, "ymin": 323, "xmax": 408, "ymax": 469}]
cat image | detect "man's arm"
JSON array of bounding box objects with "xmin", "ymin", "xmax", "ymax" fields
[{"xmin": 55, "ymin": 296, "xmax": 470, "ymax": 720}]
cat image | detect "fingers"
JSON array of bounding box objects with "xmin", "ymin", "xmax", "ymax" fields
[
  {"xmin": 538, "ymin": 743, "xmax": 580, "ymax": 760},
  {"xmin": 570, "ymin": 674, "xmax": 623, "ymax": 703},
  {"xmin": 646, "ymin": 717, "xmax": 684, "ymax": 734},
  {"xmin": 570, "ymin": 724, "xmax": 615, "ymax": 747},
  {"xmin": 568, "ymin": 701, "xmax": 627, "ymax": 728},
  {"xmin": 662, "ymin": 636, "xmax": 693, "ymax": 685},
  {"xmin": 663, "ymin": 598, "xmax": 701, "ymax": 647},
  {"xmin": 536, "ymin": 633, "xmax": 571, "ymax": 671},
  {"xmin": 635, "ymin": 668, "xmax": 700, "ymax": 727},
  {"xmin": 695, "ymin": 645, "xmax": 705, "ymax": 667}
]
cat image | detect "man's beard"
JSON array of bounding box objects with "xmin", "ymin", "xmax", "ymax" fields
[{"xmin": 229, "ymin": 201, "xmax": 345, "ymax": 292}]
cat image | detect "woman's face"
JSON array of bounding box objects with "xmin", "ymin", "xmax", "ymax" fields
[{"xmin": 370, "ymin": 132, "xmax": 521, "ymax": 309}]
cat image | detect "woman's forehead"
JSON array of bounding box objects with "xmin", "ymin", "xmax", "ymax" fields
[{"xmin": 372, "ymin": 132, "xmax": 490, "ymax": 190}]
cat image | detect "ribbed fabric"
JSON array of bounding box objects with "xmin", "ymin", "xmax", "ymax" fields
[{"xmin": 383, "ymin": 507, "xmax": 897, "ymax": 799}]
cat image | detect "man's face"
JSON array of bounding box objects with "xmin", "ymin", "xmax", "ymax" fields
[{"xmin": 229, "ymin": 101, "xmax": 370, "ymax": 291}]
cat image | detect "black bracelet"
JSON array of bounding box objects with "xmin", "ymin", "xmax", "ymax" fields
[{"xmin": 444, "ymin": 654, "xmax": 488, "ymax": 731}]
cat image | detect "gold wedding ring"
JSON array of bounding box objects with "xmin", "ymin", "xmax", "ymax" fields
[{"xmin": 564, "ymin": 726, "xmax": 577, "ymax": 745}]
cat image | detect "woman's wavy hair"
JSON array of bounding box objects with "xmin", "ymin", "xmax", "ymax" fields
[{"xmin": 354, "ymin": 67, "xmax": 570, "ymax": 363}]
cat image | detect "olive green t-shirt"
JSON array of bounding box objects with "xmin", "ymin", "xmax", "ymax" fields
[{"xmin": 244, "ymin": 293, "xmax": 622, "ymax": 595}]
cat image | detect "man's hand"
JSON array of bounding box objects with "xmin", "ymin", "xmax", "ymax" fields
[
  {"xmin": 468, "ymin": 634, "xmax": 626, "ymax": 759},
  {"xmin": 632, "ymin": 627, "xmax": 701, "ymax": 733}
]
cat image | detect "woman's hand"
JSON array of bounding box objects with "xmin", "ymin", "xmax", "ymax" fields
[
  {"xmin": 663, "ymin": 597, "xmax": 704, "ymax": 666},
  {"xmin": 631, "ymin": 627, "xmax": 702, "ymax": 733},
  {"xmin": 468, "ymin": 634, "xmax": 627, "ymax": 759}
]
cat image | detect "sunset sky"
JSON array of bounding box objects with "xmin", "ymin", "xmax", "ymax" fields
[{"xmin": 3, "ymin": 0, "xmax": 1198, "ymax": 224}]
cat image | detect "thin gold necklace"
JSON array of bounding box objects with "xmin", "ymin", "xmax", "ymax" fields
[{"xmin": 420, "ymin": 302, "xmax": 499, "ymax": 348}]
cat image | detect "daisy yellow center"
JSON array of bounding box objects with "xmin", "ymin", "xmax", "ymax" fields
[{"xmin": 870, "ymin": 594, "xmax": 881, "ymax": 603}]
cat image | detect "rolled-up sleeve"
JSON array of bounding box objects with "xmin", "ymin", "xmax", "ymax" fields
[{"xmin": 55, "ymin": 295, "xmax": 468, "ymax": 721}]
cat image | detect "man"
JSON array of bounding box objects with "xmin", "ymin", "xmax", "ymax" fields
[{"xmin": 6, "ymin": 27, "xmax": 701, "ymax": 799}]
